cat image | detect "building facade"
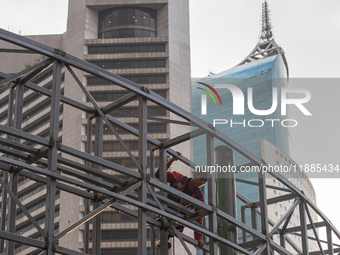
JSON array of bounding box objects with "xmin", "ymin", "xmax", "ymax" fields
[{"xmin": 0, "ymin": 0, "xmax": 192, "ymax": 254}]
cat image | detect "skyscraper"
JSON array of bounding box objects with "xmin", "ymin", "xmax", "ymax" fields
[
  {"xmin": 0, "ymin": 0, "xmax": 192, "ymax": 254},
  {"xmin": 192, "ymin": 1, "xmax": 316, "ymax": 252}
]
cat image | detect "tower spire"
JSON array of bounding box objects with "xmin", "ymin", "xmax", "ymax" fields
[{"xmin": 260, "ymin": 0, "xmax": 273, "ymax": 43}]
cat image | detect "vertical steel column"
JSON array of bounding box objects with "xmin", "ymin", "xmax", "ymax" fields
[
  {"xmin": 0, "ymin": 84, "xmax": 15, "ymax": 253},
  {"xmin": 258, "ymin": 172, "xmax": 270, "ymax": 255},
  {"xmin": 0, "ymin": 171, "xmax": 8, "ymax": 254},
  {"xmin": 84, "ymin": 116, "xmax": 92, "ymax": 253},
  {"xmin": 327, "ymin": 226, "xmax": 334, "ymax": 255},
  {"xmin": 92, "ymin": 116, "xmax": 103, "ymax": 255},
  {"xmin": 207, "ymin": 134, "xmax": 217, "ymax": 255},
  {"xmin": 215, "ymin": 145, "xmax": 236, "ymax": 254},
  {"xmin": 159, "ymin": 147, "xmax": 168, "ymax": 255},
  {"xmin": 201, "ymin": 187, "xmax": 207, "ymax": 255},
  {"xmin": 149, "ymin": 149, "xmax": 155, "ymax": 179},
  {"xmin": 279, "ymin": 231, "xmax": 286, "ymax": 248},
  {"xmin": 299, "ymin": 201, "xmax": 309, "ymax": 255},
  {"xmin": 5, "ymin": 81, "xmax": 24, "ymax": 254},
  {"xmin": 137, "ymin": 96, "xmax": 147, "ymax": 255},
  {"xmin": 241, "ymin": 208, "xmax": 247, "ymax": 242},
  {"xmin": 251, "ymin": 207, "xmax": 258, "ymax": 231},
  {"xmin": 45, "ymin": 60, "xmax": 62, "ymax": 255}
]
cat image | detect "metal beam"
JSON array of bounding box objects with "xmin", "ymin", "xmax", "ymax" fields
[
  {"xmin": 19, "ymin": 169, "xmax": 94, "ymax": 200},
  {"xmin": 258, "ymin": 172, "xmax": 270, "ymax": 255},
  {"xmin": 54, "ymin": 245, "xmax": 90, "ymax": 255},
  {"xmin": 37, "ymin": 158, "xmax": 117, "ymax": 191},
  {"xmin": 92, "ymin": 116, "xmax": 103, "ymax": 255},
  {"xmin": 0, "ymin": 136, "xmax": 39, "ymax": 154},
  {"xmin": 236, "ymin": 178, "xmax": 291, "ymax": 193},
  {"xmin": 56, "ymin": 156, "xmax": 127, "ymax": 186},
  {"xmin": 0, "ymin": 230, "xmax": 46, "ymax": 249},
  {"xmin": 269, "ymin": 199, "xmax": 300, "ymax": 236},
  {"xmin": 0, "ymin": 58, "xmax": 53, "ymax": 87},
  {"xmin": 57, "ymin": 143, "xmax": 141, "ymax": 179},
  {"xmin": 137, "ymin": 96, "xmax": 147, "ymax": 255},
  {"xmin": 285, "ymin": 236, "xmax": 302, "ymax": 254},
  {"xmin": 159, "ymin": 147, "xmax": 169, "ymax": 255},
  {"xmin": 299, "ymin": 201, "xmax": 309, "ymax": 255},
  {"xmin": 285, "ymin": 221, "xmax": 327, "ymax": 233},
  {"xmin": 0, "ymin": 170, "xmax": 8, "ymax": 253},
  {"xmin": 162, "ymin": 129, "xmax": 205, "ymax": 149},
  {"xmin": 6, "ymin": 80, "xmax": 24, "ymax": 254},
  {"xmin": 100, "ymin": 92, "xmax": 138, "ymax": 114},
  {"xmin": 0, "ymin": 124, "xmax": 51, "ymax": 146},
  {"xmin": 309, "ymin": 248, "xmax": 340, "ymax": 255},
  {"xmin": 0, "ymin": 176, "xmax": 46, "ymax": 238},
  {"xmin": 45, "ymin": 60, "xmax": 62, "ymax": 255},
  {"xmin": 54, "ymin": 181, "xmax": 141, "ymax": 242},
  {"xmin": 305, "ymin": 204, "xmax": 325, "ymax": 255},
  {"xmin": 207, "ymin": 134, "xmax": 217, "ymax": 255},
  {"xmin": 327, "ymin": 225, "xmax": 334, "ymax": 255},
  {"xmin": 253, "ymin": 193, "xmax": 297, "ymax": 207},
  {"xmin": 66, "ymin": 64, "xmax": 142, "ymax": 170}
]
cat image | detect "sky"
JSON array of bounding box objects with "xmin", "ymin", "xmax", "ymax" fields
[{"xmin": 1, "ymin": 0, "xmax": 340, "ymax": 246}]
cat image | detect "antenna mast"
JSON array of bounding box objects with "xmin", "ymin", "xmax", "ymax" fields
[{"xmin": 259, "ymin": 0, "xmax": 273, "ymax": 43}]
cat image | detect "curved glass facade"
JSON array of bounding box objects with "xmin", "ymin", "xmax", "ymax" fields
[
  {"xmin": 192, "ymin": 53, "xmax": 289, "ymax": 243},
  {"xmin": 98, "ymin": 7, "xmax": 156, "ymax": 39}
]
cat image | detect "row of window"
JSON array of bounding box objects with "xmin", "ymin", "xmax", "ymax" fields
[
  {"xmin": 87, "ymin": 75, "xmax": 166, "ymax": 86},
  {"xmin": 16, "ymin": 208, "xmax": 59, "ymax": 234},
  {"xmin": 89, "ymin": 229, "xmax": 152, "ymax": 241},
  {"xmin": 18, "ymin": 184, "xmax": 45, "ymax": 202},
  {"xmin": 0, "ymin": 80, "xmax": 58, "ymax": 123},
  {"xmin": 16, "ymin": 191, "xmax": 60, "ymax": 220},
  {"xmin": 99, "ymin": 29, "xmax": 156, "ymax": 39},
  {"xmin": 89, "ymin": 248, "xmax": 158, "ymax": 255},
  {"xmin": 22, "ymin": 105, "xmax": 63, "ymax": 134},
  {"xmin": 109, "ymin": 106, "xmax": 166, "ymax": 118},
  {"xmin": 107, "ymin": 156, "xmax": 161, "ymax": 169},
  {"xmin": 87, "ymin": 138, "xmax": 162, "ymax": 152},
  {"xmin": 14, "ymin": 224, "xmax": 59, "ymax": 254},
  {"xmin": 90, "ymin": 59, "xmax": 165, "ymax": 70},
  {"xmin": 89, "ymin": 90, "xmax": 166, "ymax": 102},
  {"xmin": 87, "ymin": 122, "xmax": 166, "ymax": 136},
  {"xmin": 88, "ymin": 44, "xmax": 165, "ymax": 55}
]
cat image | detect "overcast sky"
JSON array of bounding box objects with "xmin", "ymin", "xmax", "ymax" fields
[{"xmin": 1, "ymin": 0, "xmax": 339, "ymax": 245}]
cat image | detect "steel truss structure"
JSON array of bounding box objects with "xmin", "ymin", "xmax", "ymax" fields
[{"xmin": 0, "ymin": 28, "xmax": 339, "ymax": 255}]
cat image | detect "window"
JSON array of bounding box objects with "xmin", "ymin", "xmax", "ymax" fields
[
  {"xmin": 98, "ymin": 7, "xmax": 157, "ymax": 39},
  {"xmin": 87, "ymin": 74, "xmax": 166, "ymax": 86},
  {"xmin": 101, "ymin": 212, "xmax": 135, "ymax": 223},
  {"xmin": 89, "ymin": 59, "xmax": 166, "ymax": 70},
  {"xmin": 89, "ymin": 90, "xmax": 166, "ymax": 102}
]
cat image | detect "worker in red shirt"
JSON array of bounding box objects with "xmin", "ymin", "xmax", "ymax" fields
[{"xmin": 155, "ymin": 152, "xmax": 207, "ymax": 249}]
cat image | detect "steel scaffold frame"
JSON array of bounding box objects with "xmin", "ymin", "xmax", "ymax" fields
[{"xmin": 0, "ymin": 28, "xmax": 339, "ymax": 255}]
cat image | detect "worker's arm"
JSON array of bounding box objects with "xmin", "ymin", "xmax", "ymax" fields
[{"xmin": 154, "ymin": 151, "xmax": 182, "ymax": 180}]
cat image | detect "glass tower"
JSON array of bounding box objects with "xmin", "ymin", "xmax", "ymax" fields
[{"xmin": 192, "ymin": 0, "xmax": 290, "ymax": 247}]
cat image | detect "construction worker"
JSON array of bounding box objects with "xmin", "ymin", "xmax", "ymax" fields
[{"xmin": 155, "ymin": 151, "xmax": 207, "ymax": 249}]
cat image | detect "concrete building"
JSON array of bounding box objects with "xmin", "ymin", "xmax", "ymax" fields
[{"xmin": 0, "ymin": 0, "xmax": 192, "ymax": 254}]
